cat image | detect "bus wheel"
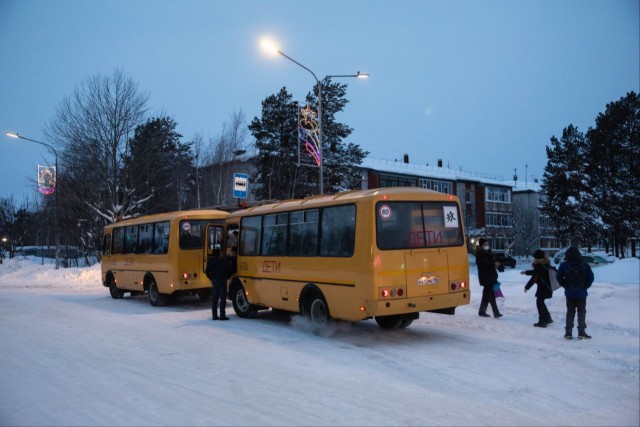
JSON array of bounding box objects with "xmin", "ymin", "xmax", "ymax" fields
[
  {"xmin": 197, "ymin": 288, "xmax": 211, "ymax": 302},
  {"xmin": 375, "ymin": 315, "xmax": 404, "ymax": 329},
  {"xmin": 107, "ymin": 275, "xmax": 124, "ymax": 299},
  {"xmin": 148, "ymin": 279, "xmax": 167, "ymax": 307},
  {"xmin": 230, "ymin": 283, "xmax": 257, "ymax": 318},
  {"xmin": 305, "ymin": 292, "xmax": 330, "ymax": 329},
  {"xmin": 399, "ymin": 319, "xmax": 414, "ymax": 329}
]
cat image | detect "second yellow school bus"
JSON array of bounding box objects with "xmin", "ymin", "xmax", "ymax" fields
[
  {"xmin": 101, "ymin": 209, "xmax": 229, "ymax": 306},
  {"xmin": 224, "ymin": 187, "xmax": 470, "ymax": 329}
]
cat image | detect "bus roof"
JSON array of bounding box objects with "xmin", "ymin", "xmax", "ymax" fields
[
  {"xmin": 227, "ymin": 187, "xmax": 458, "ymax": 219},
  {"xmin": 105, "ymin": 209, "xmax": 229, "ymax": 229}
]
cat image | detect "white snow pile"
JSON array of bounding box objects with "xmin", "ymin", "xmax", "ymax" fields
[{"xmin": 0, "ymin": 256, "xmax": 638, "ymax": 426}]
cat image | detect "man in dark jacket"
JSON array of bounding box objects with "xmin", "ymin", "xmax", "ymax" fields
[
  {"xmin": 557, "ymin": 246, "xmax": 594, "ymax": 339},
  {"xmin": 205, "ymin": 248, "xmax": 229, "ymax": 320},
  {"xmin": 521, "ymin": 249, "xmax": 554, "ymax": 327},
  {"xmin": 475, "ymin": 238, "xmax": 503, "ymax": 318}
]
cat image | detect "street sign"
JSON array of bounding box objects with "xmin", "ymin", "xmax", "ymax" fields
[{"xmin": 233, "ymin": 173, "xmax": 248, "ymax": 198}]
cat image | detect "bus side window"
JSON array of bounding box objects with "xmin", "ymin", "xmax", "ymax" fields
[
  {"xmin": 124, "ymin": 225, "xmax": 139, "ymax": 254},
  {"xmin": 102, "ymin": 234, "xmax": 112, "ymax": 255},
  {"xmin": 152, "ymin": 222, "xmax": 169, "ymax": 254},
  {"xmin": 112, "ymin": 227, "xmax": 124, "ymax": 254},
  {"xmin": 138, "ymin": 224, "xmax": 153, "ymax": 254},
  {"xmin": 321, "ymin": 205, "xmax": 356, "ymax": 257},
  {"xmin": 240, "ymin": 216, "xmax": 261, "ymax": 256}
]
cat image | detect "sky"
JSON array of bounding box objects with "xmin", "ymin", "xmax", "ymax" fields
[
  {"xmin": 0, "ymin": 254, "xmax": 638, "ymax": 425},
  {"xmin": 0, "ymin": 0, "xmax": 638, "ymax": 202}
]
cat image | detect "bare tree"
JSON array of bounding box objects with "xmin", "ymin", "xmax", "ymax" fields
[
  {"xmin": 512, "ymin": 197, "xmax": 540, "ymax": 256},
  {"xmin": 45, "ymin": 68, "xmax": 149, "ymax": 223},
  {"xmin": 201, "ymin": 110, "xmax": 249, "ymax": 206}
]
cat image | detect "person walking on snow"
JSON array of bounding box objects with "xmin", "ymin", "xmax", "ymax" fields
[
  {"xmin": 475, "ymin": 238, "xmax": 503, "ymax": 318},
  {"xmin": 556, "ymin": 246, "xmax": 594, "ymax": 339},
  {"xmin": 521, "ymin": 249, "xmax": 554, "ymax": 327}
]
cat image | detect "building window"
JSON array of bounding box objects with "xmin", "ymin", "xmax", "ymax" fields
[
  {"xmin": 486, "ymin": 187, "xmax": 510, "ymax": 203},
  {"xmin": 379, "ymin": 174, "xmax": 416, "ymax": 188},
  {"xmin": 486, "ymin": 212, "xmax": 512, "ymax": 227},
  {"xmin": 538, "ymin": 215, "xmax": 553, "ymax": 229},
  {"xmin": 491, "ymin": 238, "xmax": 512, "ymax": 251},
  {"xmin": 419, "ymin": 178, "xmax": 452, "ymax": 194}
]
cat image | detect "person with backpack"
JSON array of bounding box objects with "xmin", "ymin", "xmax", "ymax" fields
[
  {"xmin": 521, "ymin": 249, "xmax": 555, "ymax": 328},
  {"xmin": 556, "ymin": 246, "xmax": 594, "ymax": 339}
]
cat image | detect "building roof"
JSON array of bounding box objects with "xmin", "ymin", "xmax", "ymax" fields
[
  {"xmin": 360, "ymin": 157, "xmax": 511, "ymax": 187},
  {"xmin": 505, "ymin": 180, "xmax": 543, "ymax": 193}
]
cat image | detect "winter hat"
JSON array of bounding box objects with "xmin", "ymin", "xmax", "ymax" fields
[
  {"xmin": 478, "ymin": 238, "xmax": 488, "ymax": 246},
  {"xmin": 532, "ymin": 249, "xmax": 545, "ymax": 260}
]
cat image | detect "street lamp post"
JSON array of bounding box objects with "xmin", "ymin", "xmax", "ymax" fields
[
  {"xmin": 6, "ymin": 132, "xmax": 60, "ymax": 270},
  {"xmin": 0, "ymin": 237, "xmax": 6, "ymax": 264},
  {"xmin": 261, "ymin": 39, "xmax": 368, "ymax": 195}
]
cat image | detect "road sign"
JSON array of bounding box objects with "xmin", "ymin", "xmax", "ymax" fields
[{"xmin": 233, "ymin": 173, "xmax": 248, "ymax": 198}]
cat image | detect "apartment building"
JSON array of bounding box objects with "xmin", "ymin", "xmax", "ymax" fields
[{"xmin": 359, "ymin": 156, "xmax": 515, "ymax": 253}]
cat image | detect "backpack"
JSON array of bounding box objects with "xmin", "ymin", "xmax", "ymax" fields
[{"xmin": 565, "ymin": 263, "xmax": 585, "ymax": 290}]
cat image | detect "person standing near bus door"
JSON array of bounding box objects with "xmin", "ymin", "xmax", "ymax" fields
[
  {"xmin": 476, "ymin": 238, "xmax": 503, "ymax": 318},
  {"xmin": 206, "ymin": 248, "xmax": 229, "ymax": 320}
]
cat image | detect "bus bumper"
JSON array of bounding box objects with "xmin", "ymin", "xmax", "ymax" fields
[{"xmin": 364, "ymin": 292, "xmax": 470, "ymax": 318}]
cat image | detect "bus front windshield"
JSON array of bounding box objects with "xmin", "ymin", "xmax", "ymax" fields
[{"xmin": 376, "ymin": 201, "xmax": 464, "ymax": 250}]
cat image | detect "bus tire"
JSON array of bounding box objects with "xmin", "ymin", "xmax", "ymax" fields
[
  {"xmin": 107, "ymin": 274, "xmax": 124, "ymax": 299},
  {"xmin": 375, "ymin": 315, "xmax": 404, "ymax": 329},
  {"xmin": 230, "ymin": 282, "xmax": 257, "ymax": 318},
  {"xmin": 148, "ymin": 278, "xmax": 167, "ymax": 307},
  {"xmin": 304, "ymin": 291, "xmax": 330, "ymax": 330},
  {"xmin": 399, "ymin": 319, "xmax": 414, "ymax": 329}
]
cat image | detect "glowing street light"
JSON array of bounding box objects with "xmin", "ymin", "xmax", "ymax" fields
[
  {"xmin": 260, "ymin": 38, "xmax": 368, "ymax": 195},
  {"xmin": 6, "ymin": 131, "xmax": 60, "ymax": 270}
]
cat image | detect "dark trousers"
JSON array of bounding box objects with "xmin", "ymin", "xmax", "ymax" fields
[
  {"xmin": 211, "ymin": 279, "xmax": 227, "ymax": 318},
  {"xmin": 536, "ymin": 297, "xmax": 552, "ymax": 323},
  {"xmin": 479, "ymin": 285, "xmax": 500, "ymax": 316},
  {"xmin": 566, "ymin": 297, "xmax": 587, "ymax": 331}
]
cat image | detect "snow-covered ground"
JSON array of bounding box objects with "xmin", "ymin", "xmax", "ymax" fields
[{"xmin": 0, "ymin": 256, "xmax": 638, "ymax": 426}]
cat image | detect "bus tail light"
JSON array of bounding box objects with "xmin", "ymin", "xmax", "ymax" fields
[
  {"xmin": 380, "ymin": 286, "xmax": 405, "ymax": 299},
  {"xmin": 450, "ymin": 281, "xmax": 468, "ymax": 291}
]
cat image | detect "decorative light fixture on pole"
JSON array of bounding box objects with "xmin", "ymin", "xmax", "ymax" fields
[
  {"xmin": 260, "ymin": 38, "xmax": 368, "ymax": 195},
  {"xmin": 6, "ymin": 131, "xmax": 60, "ymax": 270}
]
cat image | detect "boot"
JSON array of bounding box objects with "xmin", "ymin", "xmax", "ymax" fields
[
  {"xmin": 578, "ymin": 329, "xmax": 591, "ymax": 339},
  {"xmin": 564, "ymin": 328, "xmax": 572, "ymax": 339},
  {"xmin": 478, "ymin": 312, "xmax": 490, "ymax": 317},
  {"xmin": 534, "ymin": 322, "xmax": 547, "ymax": 328}
]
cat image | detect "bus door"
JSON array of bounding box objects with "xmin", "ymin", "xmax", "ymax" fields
[{"xmin": 404, "ymin": 249, "xmax": 450, "ymax": 298}]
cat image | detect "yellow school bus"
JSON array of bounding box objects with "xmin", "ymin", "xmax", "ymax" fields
[
  {"xmin": 101, "ymin": 209, "xmax": 229, "ymax": 306},
  {"xmin": 222, "ymin": 187, "xmax": 470, "ymax": 329}
]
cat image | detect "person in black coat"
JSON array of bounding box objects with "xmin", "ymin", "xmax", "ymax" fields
[
  {"xmin": 475, "ymin": 238, "xmax": 503, "ymax": 318},
  {"xmin": 205, "ymin": 248, "xmax": 229, "ymax": 320},
  {"xmin": 521, "ymin": 249, "xmax": 554, "ymax": 327}
]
